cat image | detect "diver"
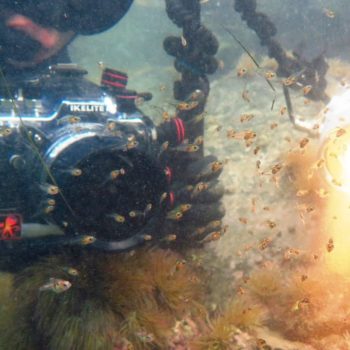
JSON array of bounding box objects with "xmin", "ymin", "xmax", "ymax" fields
[
  {"xmin": 0, "ymin": 0, "xmax": 134, "ymax": 78},
  {"xmin": 0, "ymin": 2, "xmax": 225, "ymax": 348},
  {"xmin": 0, "ymin": 0, "xmax": 225, "ymax": 268}
]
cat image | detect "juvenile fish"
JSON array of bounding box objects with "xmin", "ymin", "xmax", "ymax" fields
[
  {"xmin": 108, "ymin": 214, "xmax": 126, "ymax": 223},
  {"xmin": 110, "ymin": 168, "xmax": 126, "ymax": 180},
  {"xmin": 202, "ymin": 231, "xmax": 221, "ymax": 243},
  {"xmin": 129, "ymin": 210, "xmax": 144, "ymax": 219},
  {"xmin": 166, "ymin": 209, "xmax": 183, "ymax": 221},
  {"xmin": 62, "ymin": 267, "xmax": 79, "ymax": 276},
  {"xmin": 80, "ymin": 235, "xmax": 96, "ymax": 245},
  {"xmin": 39, "ymin": 278, "xmax": 72, "ymax": 294},
  {"xmin": 190, "ymin": 181, "xmax": 209, "ymax": 198},
  {"xmin": 176, "ymin": 101, "xmax": 199, "ymax": 111},
  {"xmin": 57, "ymin": 116, "xmax": 81, "ymax": 125},
  {"xmin": 124, "ymin": 140, "xmax": 139, "ymax": 151},
  {"xmin": 144, "ymin": 203, "xmax": 153, "ymax": 216},
  {"xmin": 237, "ymin": 67, "xmax": 247, "ymax": 77},
  {"xmin": 172, "ymin": 142, "xmax": 200, "ymax": 153}
]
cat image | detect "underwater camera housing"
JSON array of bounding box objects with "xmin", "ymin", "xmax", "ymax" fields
[{"xmin": 0, "ymin": 64, "xmax": 171, "ymax": 255}]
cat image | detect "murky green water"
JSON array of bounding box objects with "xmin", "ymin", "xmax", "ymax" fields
[{"xmin": 1, "ymin": 1, "xmax": 350, "ymax": 349}]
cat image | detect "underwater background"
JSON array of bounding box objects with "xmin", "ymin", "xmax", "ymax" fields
[{"xmin": 4, "ymin": 0, "xmax": 350, "ymax": 349}]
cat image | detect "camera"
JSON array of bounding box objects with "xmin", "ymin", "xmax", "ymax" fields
[{"xmin": 0, "ymin": 64, "xmax": 178, "ymax": 255}]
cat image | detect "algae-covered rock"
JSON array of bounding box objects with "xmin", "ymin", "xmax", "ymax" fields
[{"xmin": 0, "ymin": 249, "xmax": 206, "ymax": 350}]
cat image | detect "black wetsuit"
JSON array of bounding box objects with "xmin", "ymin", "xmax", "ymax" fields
[{"xmin": 0, "ymin": 0, "xmax": 134, "ymax": 80}]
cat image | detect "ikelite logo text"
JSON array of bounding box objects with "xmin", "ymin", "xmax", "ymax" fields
[{"xmin": 69, "ymin": 104, "xmax": 107, "ymax": 113}]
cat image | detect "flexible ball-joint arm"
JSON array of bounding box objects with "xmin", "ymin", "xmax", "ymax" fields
[
  {"xmin": 159, "ymin": 0, "xmax": 225, "ymax": 245},
  {"xmin": 234, "ymin": 0, "xmax": 329, "ymax": 103}
]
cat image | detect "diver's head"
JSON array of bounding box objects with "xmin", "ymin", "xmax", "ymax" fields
[
  {"xmin": 0, "ymin": 12, "xmax": 75, "ymax": 68},
  {"xmin": 0, "ymin": 0, "xmax": 133, "ymax": 67}
]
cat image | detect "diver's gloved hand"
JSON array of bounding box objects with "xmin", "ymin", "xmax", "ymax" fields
[{"xmin": 162, "ymin": 154, "xmax": 226, "ymax": 245}]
